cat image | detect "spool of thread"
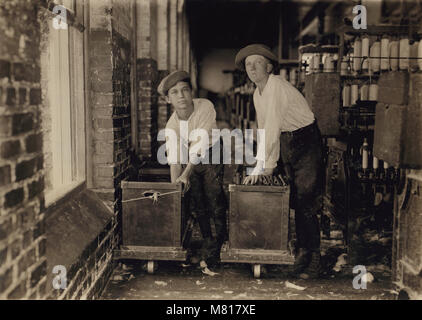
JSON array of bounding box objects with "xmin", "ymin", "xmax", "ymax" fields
[
  {"xmin": 280, "ymin": 69, "xmax": 287, "ymax": 80},
  {"xmin": 390, "ymin": 39, "xmax": 399, "ymax": 71},
  {"xmin": 235, "ymin": 173, "xmax": 241, "ymax": 184},
  {"xmin": 324, "ymin": 55, "xmax": 334, "ymax": 72},
  {"xmin": 399, "ymin": 37, "xmax": 409, "ymax": 70},
  {"xmin": 307, "ymin": 57, "xmax": 313, "ymax": 73},
  {"xmin": 353, "ymin": 37, "xmax": 362, "ymax": 72},
  {"xmin": 362, "ymin": 35, "xmax": 370, "ymax": 71},
  {"xmin": 410, "ymin": 41, "xmax": 419, "ymax": 72},
  {"xmin": 418, "ymin": 40, "xmax": 422, "ymax": 71},
  {"xmin": 373, "ymin": 156, "xmax": 379, "ymax": 169},
  {"xmin": 370, "ymin": 40, "xmax": 381, "ymax": 72},
  {"xmin": 381, "ymin": 35, "xmax": 390, "ymax": 71},
  {"xmin": 289, "ymin": 68, "xmax": 297, "ymax": 86},
  {"xmin": 351, "ymin": 84, "xmax": 359, "ymax": 105},
  {"xmin": 360, "ymin": 84, "xmax": 369, "ymax": 100},
  {"xmin": 347, "ymin": 52, "xmax": 352, "ymax": 64},
  {"xmin": 313, "ymin": 54, "xmax": 321, "ymax": 72},
  {"xmin": 384, "ymin": 161, "xmax": 389, "ymax": 169},
  {"xmin": 300, "ymin": 69, "xmax": 306, "ymax": 83},
  {"xmin": 362, "ymin": 139, "xmax": 369, "ymax": 170},
  {"xmin": 299, "ymin": 71, "xmax": 304, "ymax": 83},
  {"xmin": 341, "ymin": 60, "xmax": 349, "ymax": 75},
  {"xmin": 369, "ymin": 83, "xmax": 379, "ymax": 101},
  {"xmin": 343, "ymin": 85, "xmax": 351, "ymax": 107}
]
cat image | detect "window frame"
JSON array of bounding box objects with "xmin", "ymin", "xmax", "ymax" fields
[{"xmin": 45, "ymin": 0, "xmax": 86, "ymax": 206}]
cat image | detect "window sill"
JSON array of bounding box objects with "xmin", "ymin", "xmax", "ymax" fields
[{"xmin": 45, "ymin": 180, "xmax": 86, "ymax": 210}]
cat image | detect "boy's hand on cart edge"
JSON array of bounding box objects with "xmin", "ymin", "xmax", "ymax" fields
[
  {"xmin": 243, "ymin": 173, "xmax": 274, "ymax": 185},
  {"xmin": 242, "ymin": 175, "xmax": 259, "ymax": 185},
  {"xmin": 176, "ymin": 175, "xmax": 190, "ymax": 195}
]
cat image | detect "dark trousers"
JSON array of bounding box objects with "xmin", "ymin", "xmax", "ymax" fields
[
  {"xmin": 279, "ymin": 121, "xmax": 324, "ymax": 252},
  {"xmin": 186, "ymin": 143, "xmax": 228, "ymax": 261}
]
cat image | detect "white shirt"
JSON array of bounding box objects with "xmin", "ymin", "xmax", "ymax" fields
[
  {"xmin": 165, "ymin": 98, "xmax": 218, "ymax": 164},
  {"xmin": 253, "ymin": 74, "xmax": 315, "ymax": 169}
]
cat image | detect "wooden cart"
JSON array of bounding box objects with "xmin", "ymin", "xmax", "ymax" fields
[
  {"xmin": 220, "ymin": 184, "xmax": 295, "ymax": 278},
  {"xmin": 114, "ymin": 181, "xmax": 187, "ymax": 273}
]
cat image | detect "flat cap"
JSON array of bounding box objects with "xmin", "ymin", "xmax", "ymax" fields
[
  {"xmin": 157, "ymin": 70, "xmax": 190, "ymax": 96},
  {"xmin": 235, "ymin": 44, "xmax": 278, "ymax": 70}
]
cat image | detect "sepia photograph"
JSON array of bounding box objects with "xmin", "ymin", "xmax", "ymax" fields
[{"xmin": 0, "ymin": 0, "xmax": 421, "ymax": 307}]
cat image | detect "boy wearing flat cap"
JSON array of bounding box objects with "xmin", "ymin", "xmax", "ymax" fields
[
  {"xmin": 158, "ymin": 70, "xmax": 227, "ymax": 270},
  {"xmin": 235, "ymin": 44, "xmax": 324, "ymax": 279}
]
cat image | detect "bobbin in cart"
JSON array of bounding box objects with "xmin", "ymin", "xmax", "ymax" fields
[
  {"xmin": 114, "ymin": 181, "xmax": 187, "ymax": 274},
  {"xmin": 220, "ymin": 181, "xmax": 295, "ymax": 278}
]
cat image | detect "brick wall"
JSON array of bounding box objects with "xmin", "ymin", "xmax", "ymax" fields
[
  {"xmin": 90, "ymin": 31, "xmax": 132, "ymax": 194},
  {"xmin": 157, "ymin": 70, "xmax": 170, "ymax": 134},
  {"xmin": 157, "ymin": 0, "xmax": 170, "ymax": 134},
  {"xmin": 84, "ymin": 2, "xmax": 134, "ymax": 299},
  {"xmin": 90, "ymin": 2, "xmax": 133, "ymax": 200},
  {"xmin": 0, "ymin": 1, "xmax": 47, "ymax": 299},
  {"xmin": 137, "ymin": 58, "xmax": 159, "ymax": 160}
]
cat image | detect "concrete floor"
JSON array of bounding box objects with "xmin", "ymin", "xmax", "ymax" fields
[
  {"xmin": 101, "ymin": 121, "xmax": 396, "ymax": 301},
  {"xmin": 100, "ymin": 259, "xmax": 396, "ymax": 300}
]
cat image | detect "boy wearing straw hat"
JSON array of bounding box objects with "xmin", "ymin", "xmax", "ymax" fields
[{"xmin": 235, "ymin": 44, "xmax": 324, "ymax": 279}]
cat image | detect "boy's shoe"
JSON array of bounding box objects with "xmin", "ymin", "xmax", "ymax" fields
[
  {"xmin": 291, "ymin": 248, "xmax": 311, "ymax": 275},
  {"xmin": 299, "ymin": 251, "xmax": 321, "ymax": 279}
]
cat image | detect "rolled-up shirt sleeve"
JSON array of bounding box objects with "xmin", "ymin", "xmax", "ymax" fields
[{"xmin": 254, "ymin": 88, "xmax": 285, "ymax": 169}]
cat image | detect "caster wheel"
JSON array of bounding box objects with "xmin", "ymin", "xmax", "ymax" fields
[
  {"xmin": 253, "ymin": 264, "xmax": 261, "ymax": 278},
  {"xmin": 147, "ymin": 261, "xmax": 155, "ymax": 274}
]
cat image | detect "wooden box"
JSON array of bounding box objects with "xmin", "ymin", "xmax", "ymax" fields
[
  {"xmin": 304, "ymin": 73, "xmax": 341, "ymax": 136},
  {"xmin": 402, "ymin": 74, "xmax": 422, "ymax": 169},
  {"xmin": 221, "ymin": 184, "xmax": 294, "ymax": 265},
  {"xmin": 378, "ymin": 71, "xmax": 409, "ymax": 105},
  {"xmin": 373, "ymin": 103, "xmax": 406, "ymax": 167},
  {"xmin": 139, "ymin": 167, "xmax": 171, "ymax": 182},
  {"xmin": 116, "ymin": 181, "xmax": 186, "ymax": 261}
]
